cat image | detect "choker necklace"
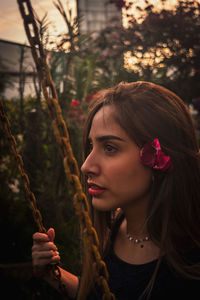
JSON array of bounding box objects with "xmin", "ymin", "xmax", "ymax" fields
[{"xmin": 126, "ymin": 234, "xmax": 150, "ymax": 248}]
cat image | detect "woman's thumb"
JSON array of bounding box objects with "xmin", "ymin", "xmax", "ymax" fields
[{"xmin": 47, "ymin": 228, "xmax": 55, "ymax": 242}]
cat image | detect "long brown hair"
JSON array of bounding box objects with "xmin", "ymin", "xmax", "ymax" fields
[{"xmin": 78, "ymin": 81, "xmax": 200, "ymax": 299}]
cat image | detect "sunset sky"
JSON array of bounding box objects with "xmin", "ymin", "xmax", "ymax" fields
[
  {"xmin": 0, "ymin": 0, "xmax": 179, "ymax": 45},
  {"xmin": 0, "ymin": 0, "xmax": 77, "ymax": 44}
]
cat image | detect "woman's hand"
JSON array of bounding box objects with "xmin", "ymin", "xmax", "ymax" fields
[
  {"xmin": 32, "ymin": 228, "xmax": 60, "ymax": 275},
  {"xmin": 32, "ymin": 228, "xmax": 79, "ymax": 298}
]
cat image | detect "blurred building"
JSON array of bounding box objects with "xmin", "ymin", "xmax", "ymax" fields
[
  {"xmin": 0, "ymin": 39, "xmax": 37, "ymax": 99},
  {"xmin": 0, "ymin": 1, "xmax": 122, "ymax": 99},
  {"xmin": 77, "ymin": 0, "xmax": 122, "ymax": 34}
]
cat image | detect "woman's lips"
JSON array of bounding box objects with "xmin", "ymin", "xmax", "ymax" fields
[{"xmin": 87, "ymin": 183, "xmax": 106, "ymax": 196}]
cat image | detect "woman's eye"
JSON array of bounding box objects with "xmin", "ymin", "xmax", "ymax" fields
[
  {"xmin": 104, "ymin": 144, "xmax": 117, "ymax": 154},
  {"xmin": 88, "ymin": 142, "xmax": 93, "ymax": 152}
]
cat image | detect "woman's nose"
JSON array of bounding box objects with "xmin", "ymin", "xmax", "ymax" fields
[{"xmin": 81, "ymin": 152, "xmax": 100, "ymax": 177}]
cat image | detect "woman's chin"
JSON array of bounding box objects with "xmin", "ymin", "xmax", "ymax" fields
[{"xmin": 92, "ymin": 197, "xmax": 115, "ymax": 212}]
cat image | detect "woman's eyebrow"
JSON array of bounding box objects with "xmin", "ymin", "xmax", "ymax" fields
[{"xmin": 90, "ymin": 135, "xmax": 126, "ymax": 143}]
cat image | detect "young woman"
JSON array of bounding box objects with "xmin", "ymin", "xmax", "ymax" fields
[{"xmin": 32, "ymin": 81, "xmax": 200, "ymax": 299}]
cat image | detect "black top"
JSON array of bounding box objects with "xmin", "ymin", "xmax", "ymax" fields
[
  {"xmin": 87, "ymin": 247, "xmax": 200, "ymax": 300},
  {"xmin": 87, "ymin": 214, "xmax": 200, "ymax": 299}
]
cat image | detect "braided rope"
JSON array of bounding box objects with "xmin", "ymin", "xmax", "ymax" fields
[{"xmin": 14, "ymin": 1, "xmax": 115, "ymax": 299}]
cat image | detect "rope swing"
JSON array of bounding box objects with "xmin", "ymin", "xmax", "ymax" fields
[{"xmin": 0, "ymin": 0, "xmax": 115, "ymax": 299}]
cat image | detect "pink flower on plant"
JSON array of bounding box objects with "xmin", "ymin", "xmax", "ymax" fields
[{"xmin": 140, "ymin": 138, "xmax": 173, "ymax": 173}]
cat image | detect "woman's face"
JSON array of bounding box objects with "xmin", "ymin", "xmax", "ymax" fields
[{"xmin": 81, "ymin": 105, "xmax": 152, "ymax": 212}]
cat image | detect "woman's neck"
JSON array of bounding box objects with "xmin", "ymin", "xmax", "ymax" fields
[
  {"xmin": 122, "ymin": 196, "xmax": 149, "ymax": 238},
  {"xmin": 113, "ymin": 199, "xmax": 160, "ymax": 265}
]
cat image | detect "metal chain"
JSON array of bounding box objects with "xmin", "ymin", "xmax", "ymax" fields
[
  {"xmin": 0, "ymin": 99, "xmax": 68, "ymax": 295},
  {"xmin": 15, "ymin": 0, "xmax": 115, "ymax": 299},
  {"xmin": 0, "ymin": 99, "xmax": 46, "ymax": 234}
]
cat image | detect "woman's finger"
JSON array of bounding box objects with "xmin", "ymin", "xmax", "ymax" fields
[
  {"xmin": 47, "ymin": 228, "xmax": 55, "ymax": 242},
  {"xmin": 33, "ymin": 252, "xmax": 60, "ymax": 266},
  {"xmin": 32, "ymin": 242, "xmax": 58, "ymax": 252},
  {"xmin": 33, "ymin": 232, "xmax": 50, "ymax": 243},
  {"xmin": 33, "ymin": 250, "xmax": 59, "ymax": 259}
]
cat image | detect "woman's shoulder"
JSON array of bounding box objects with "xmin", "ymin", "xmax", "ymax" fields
[
  {"xmin": 161, "ymin": 246, "xmax": 200, "ymax": 277},
  {"xmin": 149, "ymin": 247, "xmax": 200, "ymax": 299}
]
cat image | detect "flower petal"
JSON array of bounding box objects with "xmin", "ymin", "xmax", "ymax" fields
[
  {"xmin": 140, "ymin": 138, "xmax": 173, "ymax": 173},
  {"xmin": 140, "ymin": 142, "xmax": 156, "ymax": 167},
  {"xmin": 152, "ymin": 138, "xmax": 161, "ymax": 151},
  {"xmin": 154, "ymin": 151, "xmax": 170, "ymax": 170}
]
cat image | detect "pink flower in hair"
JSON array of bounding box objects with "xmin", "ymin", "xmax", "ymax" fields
[{"xmin": 140, "ymin": 138, "xmax": 173, "ymax": 172}]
